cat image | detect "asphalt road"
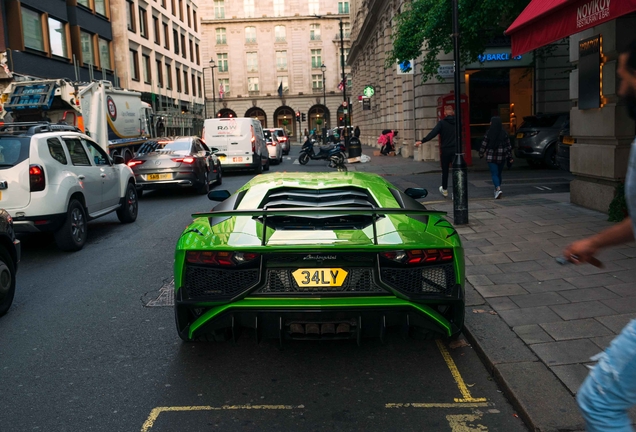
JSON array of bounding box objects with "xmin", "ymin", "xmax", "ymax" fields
[{"xmin": 1, "ymin": 147, "xmax": 534, "ymax": 432}]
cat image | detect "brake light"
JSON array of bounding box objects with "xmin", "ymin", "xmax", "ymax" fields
[
  {"xmin": 172, "ymin": 157, "xmax": 195, "ymax": 164},
  {"xmin": 29, "ymin": 164, "xmax": 46, "ymax": 192},
  {"xmin": 278, "ymin": 136, "xmax": 287, "ymax": 141},
  {"xmin": 380, "ymin": 249, "xmax": 453, "ymax": 264},
  {"xmin": 127, "ymin": 159, "xmax": 145, "ymax": 167},
  {"xmin": 186, "ymin": 251, "xmax": 260, "ymax": 266},
  {"xmin": 251, "ymin": 126, "xmax": 256, "ymax": 153}
]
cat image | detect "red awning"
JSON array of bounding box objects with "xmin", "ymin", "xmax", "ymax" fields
[{"xmin": 506, "ymin": 0, "xmax": 636, "ymax": 56}]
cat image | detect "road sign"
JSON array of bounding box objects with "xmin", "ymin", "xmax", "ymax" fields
[
  {"xmin": 342, "ymin": 101, "xmax": 348, "ymax": 107},
  {"xmin": 363, "ymin": 86, "xmax": 375, "ymax": 98},
  {"xmin": 397, "ymin": 60, "xmax": 415, "ymax": 75},
  {"xmin": 437, "ymin": 64, "xmax": 455, "ymax": 79},
  {"xmin": 362, "ymin": 99, "xmax": 371, "ymax": 111}
]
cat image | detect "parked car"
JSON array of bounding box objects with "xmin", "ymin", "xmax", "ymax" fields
[
  {"xmin": 174, "ymin": 172, "xmax": 465, "ymax": 343},
  {"xmin": 0, "ymin": 122, "xmax": 138, "ymax": 251},
  {"xmin": 0, "ymin": 209, "xmax": 19, "ymax": 317},
  {"xmin": 263, "ymin": 130, "xmax": 283, "ymax": 164},
  {"xmin": 203, "ymin": 118, "xmax": 269, "ymax": 173},
  {"xmin": 556, "ymin": 127, "xmax": 575, "ymax": 172},
  {"xmin": 514, "ymin": 113, "xmax": 569, "ymax": 169},
  {"xmin": 268, "ymin": 128, "xmax": 290, "ymax": 155},
  {"xmin": 128, "ymin": 136, "xmax": 222, "ymax": 196}
]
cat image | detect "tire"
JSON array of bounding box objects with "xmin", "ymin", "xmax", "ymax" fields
[
  {"xmin": 215, "ymin": 163, "xmax": 223, "ymax": 185},
  {"xmin": 298, "ymin": 153, "xmax": 309, "ymax": 165},
  {"xmin": 0, "ymin": 247, "xmax": 16, "ymax": 317},
  {"xmin": 122, "ymin": 149, "xmax": 134, "ymax": 164},
  {"xmin": 264, "ymin": 157, "xmax": 270, "ymax": 172},
  {"xmin": 54, "ymin": 199, "xmax": 87, "ymax": 252},
  {"xmin": 543, "ymin": 144, "xmax": 559, "ymax": 169},
  {"xmin": 117, "ymin": 183, "xmax": 138, "ymax": 223},
  {"xmin": 195, "ymin": 170, "xmax": 210, "ymax": 195},
  {"xmin": 255, "ymin": 157, "xmax": 263, "ymax": 174}
]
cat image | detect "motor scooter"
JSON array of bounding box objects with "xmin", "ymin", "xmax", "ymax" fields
[{"xmin": 298, "ymin": 137, "xmax": 347, "ymax": 171}]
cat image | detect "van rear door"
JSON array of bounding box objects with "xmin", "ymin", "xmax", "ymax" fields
[{"xmin": 204, "ymin": 119, "xmax": 253, "ymax": 167}]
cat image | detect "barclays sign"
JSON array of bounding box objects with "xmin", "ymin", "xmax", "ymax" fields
[
  {"xmin": 477, "ymin": 53, "xmax": 523, "ymax": 62},
  {"xmin": 467, "ymin": 48, "xmax": 534, "ymax": 69}
]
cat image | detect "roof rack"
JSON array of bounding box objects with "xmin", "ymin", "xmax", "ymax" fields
[{"xmin": 0, "ymin": 122, "xmax": 81, "ymax": 136}]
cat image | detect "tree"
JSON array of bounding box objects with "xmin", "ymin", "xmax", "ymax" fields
[{"xmin": 386, "ymin": 0, "xmax": 530, "ymax": 82}]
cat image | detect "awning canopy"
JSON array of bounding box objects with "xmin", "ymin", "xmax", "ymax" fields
[{"xmin": 506, "ymin": 0, "xmax": 636, "ymax": 56}]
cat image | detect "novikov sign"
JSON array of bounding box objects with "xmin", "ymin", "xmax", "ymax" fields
[{"xmin": 577, "ymin": 0, "xmax": 611, "ymax": 29}]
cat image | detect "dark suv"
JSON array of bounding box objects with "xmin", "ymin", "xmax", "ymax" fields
[{"xmin": 514, "ymin": 113, "xmax": 569, "ymax": 169}]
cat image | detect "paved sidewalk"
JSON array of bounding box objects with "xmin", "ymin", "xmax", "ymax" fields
[{"xmin": 352, "ymin": 146, "xmax": 636, "ymax": 431}]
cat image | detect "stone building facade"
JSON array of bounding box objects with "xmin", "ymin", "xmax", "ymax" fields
[{"xmin": 199, "ymin": 0, "xmax": 352, "ymax": 139}]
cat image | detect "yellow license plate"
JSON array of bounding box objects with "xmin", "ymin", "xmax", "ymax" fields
[
  {"xmin": 563, "ymin": 136, "xmax": 575, "ymax": 145},
  {"xmin": 292, "ymin": 268, "xmax": 348, "ymax": 288},
  {"xmin": 218, "ymin": 156, "xmax": 226, "ymax": 161},
  {"xmin": 147, "ymin": 173, "xmax": 172, "ymax": 181},
  {"xmin": 516, "ymin": 133, "xmax": 524, "ymax": 139},
  {"xmin": 232, "ymin": 156, "xmax": 243, "ymax": 162}
]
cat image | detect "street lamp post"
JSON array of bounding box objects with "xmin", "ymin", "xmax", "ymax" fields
[
  {"xmin": 451, "ymin": 0, "xmax": 469, "ymax": 225},
  {"xmin": 209, "ymin": 58, "xmax": 217, "ymax": 119},
  {"xmin": 321, "ymin": 63, "xmax": 327, "ymax": 143}
]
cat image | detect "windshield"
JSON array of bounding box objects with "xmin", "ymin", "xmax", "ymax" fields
[
  {"xmin": 0, "ymin": 137, "xmax": 30, "ymax": 167},
  {"xmin": 520, "ymin": 115, "xmax": 563, "ymax": 129},
  {"xmin": 137, "ymin": 139, "xmax": 191, "ymax": 155},
  {"xmin": 263, "ymin": 130, "xmax": 273, "ymax": 140}
]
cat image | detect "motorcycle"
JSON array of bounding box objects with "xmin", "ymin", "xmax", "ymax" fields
[{"xmin": 298, "ymin": 137, "xmax": 348, "ymax": 171}]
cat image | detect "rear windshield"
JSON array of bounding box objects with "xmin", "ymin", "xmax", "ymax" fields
[
  {"xmin": 0, "ymin": 137, "xmax": 30, "ymax": 167},
  {"xmin": 137, "ymin": 139, "xmax": 191, "ymax": 155},
  {"xmin": 263, "ymin": 130, "xmax": 273, "ymax": 140},
  {"xmin": 272, "ymin": 130, "xmax": 284, "ymax": 137},
  {"xmin": 520, "ymin": 115, "xmax": 563, "ymax": 129}
]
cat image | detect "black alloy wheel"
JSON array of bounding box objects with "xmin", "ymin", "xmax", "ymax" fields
[
  {"xmin": 117, "ymin": 183, "xmax": 139, "ymax": 223},
  {"xmin": 55, "ymin": 199, "xmax": 87, "ymax": 251}
]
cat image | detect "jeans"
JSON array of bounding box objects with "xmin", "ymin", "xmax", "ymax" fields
[
  {"xmin": 440, "ymin": 149, "xmax": 455, "ymax": 190},
  {"xmin": 577, "ymin": 319, "xmax": 636, "ymax": 431},
  {"xmin": 488, "ymin": 162, "xmax": 504, "ymax": 189}
]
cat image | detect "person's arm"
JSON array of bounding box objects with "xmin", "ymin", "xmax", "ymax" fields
[
  {"xmin": 479, "ymin": 137, "xmax": 488, "ymax": 158},
  {"xmin": 419, "ymin": 121, "xmax": 442, "ymax": 143},
  {"xmin": 563, "ymin": 218, "xmax": 634, "ymax": 265}
]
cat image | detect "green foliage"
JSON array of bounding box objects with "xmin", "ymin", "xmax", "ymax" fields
[
  {"xmin": 608, "ymin": 183, "xmax": 628, "ymax": 222},
  {"xmin": 316, "ymin": 118, "xmax": 323, "ymax": 125},
  {"xmin": 386, "ymin": 0, "xmax": 530, "ymax": 82}
]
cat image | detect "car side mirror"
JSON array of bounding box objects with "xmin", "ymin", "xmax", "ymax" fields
[
  {"xmin": 405, "ymin": 188, "xmax": 428, "ymax": 199},
  {"xmin": 208, "ymin": 190, "xmax": 231, "ymax": 201},
  {"xmin": 113, "ymin": 155, "xmax": 125, "ymax": 165},
  {"xmin": 204, "ymin": 151, "xmax": 211, "ymax": 157},
  {"xmin": 210, "ymin": 147, "xmax": 219, "ymax": 153}
]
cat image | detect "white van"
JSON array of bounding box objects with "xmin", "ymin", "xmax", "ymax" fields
[{"xmin": 203, "ymin": 118, "xmax": 269, "ymax": 173}]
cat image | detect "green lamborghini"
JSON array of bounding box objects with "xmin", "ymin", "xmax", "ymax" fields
[{"xmin": 174, "ymin": 172, "xmax": 465, "ymax": 343}]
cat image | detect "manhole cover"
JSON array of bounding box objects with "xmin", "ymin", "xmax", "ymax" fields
[{"xmin": 145, "ymin": 278, "xmax": 174, "ymax": 307}]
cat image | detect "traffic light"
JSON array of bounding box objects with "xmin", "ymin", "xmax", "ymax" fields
[
  {"xmin": 302, "ymin": 113, "xmax": 306, "ymax": 122},
  {"xmin": 296, "ymin": 111, "xmax": 300, "ymax": 122}
]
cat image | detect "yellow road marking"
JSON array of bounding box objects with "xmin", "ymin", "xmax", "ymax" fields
[
  {"xmin": 436, "ymin": 339, "xmax": 487, "ymax": 403},
  {"xmin": 386, "ymin": 402, "xmax": 490, "ymax": 409},
  {"xmin": 447, "ymin": 414, "xmax": 489, "ymax": 431},
  {"xmin": 141, "ymin": 404, "xmax": 304, "ymax": 432}
]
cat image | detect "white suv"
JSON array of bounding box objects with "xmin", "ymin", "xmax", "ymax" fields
[{"xmin": 0, "ymin": 123, "xmax": 138, "ymax": 251}]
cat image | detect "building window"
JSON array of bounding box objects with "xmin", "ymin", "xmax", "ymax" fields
[
  {"xmin": 187, "ymin": 4, "xmax": 191, "ymax": 27},
  {"xmin": 338, "ymin": 1, "xmax": 349, "ymax": 14},
  {"xmin": 161, "ymin": 0, "xmax": 166, "ymax": 8},
  {"xmin": 217, "ymin": 53, "xmax": 228, "ymax": 72},
  {"xmin": 308, "ymin": 0, "xmax": 319, "ymax": 15},
  {"xmin": 78, "ymin": 0, "xmax": 90, "ymax": 7},
  {"xmin": 273, "ymin": 0, "xmax": 284, "ymax": 16},
  {"xmin": 193, "ymin": 10, "xmax": 198, "ymax": 31},
  {"xmin": 163, "ymin": 22, "xmax": 170, "ymax": 49},
  {"xmin": 189, "ymin": 39, "xmax": 194, "ymax": 61},
  {"xmin": 127, "ymin": 1, "xmax": 136, "ymax": 31},
  {"xmin": 173, "ymin": 30, "xmax": 179, "ymax": 54},
  {"xmin": 171, "ymin": 0, "xmax": 176, "ymax": 15},
  {"xmin": 95, "ymin": 0, "xmax": 107, "ymax": 16},
  {"xmin": 344, "ymin": 48, "xmax": 350, "ymax": 63},
  {"xmin": 244, "ymin": 0, "xmax": 255, "ymax": 18},
  {"xmin": 183, "ymin": 70, "xmax": 189, "ymax": 94},
  {"xmin": 21, "ymin": 7, "xmax": 44, "ymax": 51},
  {"xmin": 246, "ymin": 52, "xmax": 258, "ymax": 72},
  {"xmin": 48, "ymin": 17, "xmax": 68, "ymax": 58},
  {"xmin": 142, "ymin": 54, "xmax": 151, "ymax": 83},
  {"xmin": 197, "ymin": 76, "xmax": 202, "ymax": 98},
  {"xmin": 195, "ymin": 44, "xmax": 200, "ymax": 65},
  {"xmin": 176, "ymin": 67, "xmax": 181, "ymax": 92},
  {"xmin": 312, "ymin": 74, "xmax": 323, "ymax": 89},
  {"xmin": 311, "ymin": 49, "xmax": 322, "ymax": 69},
  {"xmin": 139, "ymin": 7, "xmax": 148, "ymax": 38},
  {"xmin": 245, "ymin": 26, "xmax": 256, "ymax": 44},
  {"xmin": 181, "ymin": 34, "xmax": 186, "ymax": 58},
  {"xmin": 274, "ymin": 25, "xmax": 286, "ymax": 42},
  {"xmin": 216, "ymin": 28, "xmax": 226, "ymax": 44},
  {"xmin": 178, "ymin": 0, "xmax": 184, "ymax": 20},
  {"xmin": 344, "ymin": 22, "xmax": 351, "ymax": 38},
  {"xmin": 310, "ymin": 24, "xmax": 320, "ymax": 41},
  {"xmin": 214, "ymin": 0, "xmax": 225, "ymax": 19},
  {"xmin": 98, "ymin": 38, "xmax": 111, "ymax": 70},
  {"xmin": 191, "ymin": 73, "xmax": 196, "ymax": 96},
  {"xmin": 277, "ymin": 76, "xmax": 289, "ymax": 93},
  {"xmin": 156, "ymin": 59, "xmax": 164, "ymax": 87},
  {"xmin": 130, "ymin": 50, "xmax": 139, "ymax": 81},
  {"xmin": 219, "ymin": 78, "xmax": 229, "ymax": 96},
  {"xmin": 153, "ymin": 16, "xmax": 160, "ymax": 44},
  {"xmin": 346, "ymin": 73, "xmax": 352, "ymax": 88},
  {"xmin": 248, "ymin": 77, "xmax": 259, "ymax": 92},
  {"xmin": 166, "ymin": 62, "xmax": 173, "ymax": 89},
  {"xmin": 80, "ymin": 31, "xmax": 95, "ymax": 65},
  {"xmin": 275, "ymin": 51, "xmax": 287, "ymax": 71}
]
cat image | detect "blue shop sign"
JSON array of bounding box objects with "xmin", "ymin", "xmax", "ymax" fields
[
  {"xmin": 477, "ymin": 53, "xmax": 523, "ymax": 62},
  {"xmin": 467, "ymin": 48, "xmax": 534, "ymax": 69}
]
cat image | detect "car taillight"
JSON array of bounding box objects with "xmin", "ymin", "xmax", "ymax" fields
[
  {"xmin": 380, "ymin": 249, "xmax": 453, "ymax": 265},
  {"xmin": 269, "ymin": 141, "xmax": 277, "ymax": 146},
  {"xmin": 29, "ymin": 164, "xmax": 45, "ymax": 192},
  {"xmin": 279, "ymin": 136, "xmax": 287, "ymax": 141},
  {"xmin": 186, "ymin": 251, "xmax": 260, "ymax": 266},
  {"xmin": 172, "ymin": 157, "xmax": 195, "ymax": 164},
  {"xmin": 127, "ymin": 159, "xmax": 145, "ymax": 167}
]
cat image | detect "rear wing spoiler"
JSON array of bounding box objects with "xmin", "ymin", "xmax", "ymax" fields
[{"xmin": 192, "ymin": 207, "xmax": 448, "ymax": 246}]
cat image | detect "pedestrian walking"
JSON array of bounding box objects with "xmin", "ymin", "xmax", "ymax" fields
[
  {"xmin": 479, "ymin": 116, "xmax": 513, "ymax": 199},
  {"xmin": 563, "ymin": 39, "xmax": 636, "ymax": 432},
  {"xmin": 416, "ymin": 105, "xmax": 457, "ymax": 197},
  {"xmin": 354, "ymin": 126, "xmax": 361, "ymax": 138}
]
